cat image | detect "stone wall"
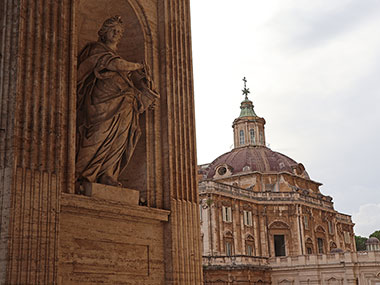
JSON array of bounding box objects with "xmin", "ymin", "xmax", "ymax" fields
[
  {"xmin": 269, "ymin": 251, "xmax": 380, "ymax": 284},
  {"xmin": 203, "ymin": 266, "xmax": 271, "ymax": 285},
  {"xmin": 202, "ymin": 252, "xmax": 380, "ymax": 284},
  {"xmin": 59, "ymin": 194, "xmax": 170, "ymax": 284},
  {"xmin": 0, "ymin": 1, "xmax": 20, "ymax": 282},
  {"xmin": 1, "ymin": 1, "xmax": 75, "ymax": 282}
]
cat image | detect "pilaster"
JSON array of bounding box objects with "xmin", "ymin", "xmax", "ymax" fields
[{"xmin": 158, "ymin": 0, "xmax": 202, "ymax": 283}]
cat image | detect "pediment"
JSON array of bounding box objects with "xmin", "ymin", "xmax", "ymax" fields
[{"xmin": 269, "ymin": 220, "xmax": 290, "ymax": 229}]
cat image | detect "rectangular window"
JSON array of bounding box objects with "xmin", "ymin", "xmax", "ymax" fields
[
  {"xmin": 222, "ymin": 206, "xmax": 232, "ymax": 222},
  {"xmin": 344, "ymin": 231, "xmax": 351, "ymax": 244},
  {"xmin": 243, "ymin": 210, "xmax": 252, "ymax": 226},
  {"xmin": 317, "ymin": 238, "xmax": 324, "ymax": 254},
  {"xmin": 250, "ymin": 129, "xmax": 255, "ymax": 144},
  {"xmin": 260, "ymin": 132, "xmax": 264, "ymax": 144},
  {"xmin": 304, "ymin": 216, "xmax": 309, "ymax": 230},
  {"xmin": 328, "ymin": 220, "xmax": 334, "ymax": 234},
  {"xmin": 226, "ymin": 241, "xmax": 233, "ymax": 256},
  {"xmin": 239, "ymin": 130, "xmax": 245, "ymax": 145},
  {"xmin": 274, "ymin": 235, "xmax": 286, "ymax": 256}
]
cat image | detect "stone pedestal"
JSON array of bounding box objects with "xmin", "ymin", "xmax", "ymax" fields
[
  {"xmin": 83, "ymin": 182, "xmax": 139, "ymax": 205},
  {"xmin": 59, "ymin": 193, "xmax": 170, "ymax": 284}
]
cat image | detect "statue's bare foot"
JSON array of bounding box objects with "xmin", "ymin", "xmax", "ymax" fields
[{"xmin": 98, "ymin": 174, "xmax": 122, "ymax": 187}]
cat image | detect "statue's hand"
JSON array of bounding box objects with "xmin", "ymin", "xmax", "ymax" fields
[
  {"xmin": 135, "ymin": 63, "xmax": 144, "ymax": 70},
  {"xmin": 149, "ymin": 99, "xmax": 158, "ymax": 110}
]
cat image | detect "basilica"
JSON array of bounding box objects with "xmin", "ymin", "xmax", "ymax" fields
[{"xmin": 198, "ymin": 81, "xmax": 379, "ymax": 284}]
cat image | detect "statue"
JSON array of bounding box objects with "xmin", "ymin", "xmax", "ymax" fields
[{"xmin": 75, "ymin": 15, "xmax": 158, "ymax": 190}]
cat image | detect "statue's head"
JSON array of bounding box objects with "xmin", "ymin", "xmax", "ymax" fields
[{"xmin": 98, "ymin": 15, "xmax": 124, "ymax": 45}]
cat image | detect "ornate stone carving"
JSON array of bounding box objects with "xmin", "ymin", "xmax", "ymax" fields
[
  {"xmin": 315, "ymin": 225, "xmax": 326, "ymax": 233},
  {"xmin": 269, "ymin": 221, "xmax": 290, "ymax": 230},
  {"xmin": 75, "ymin": 16, "xmax": 159, "ymax": 190}
]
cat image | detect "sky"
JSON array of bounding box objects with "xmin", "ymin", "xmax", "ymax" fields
[{"xmin": 190, "ymin": 0, "xmax": 380, "ymax": 237}]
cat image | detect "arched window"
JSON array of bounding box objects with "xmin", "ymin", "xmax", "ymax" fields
[
  {"xmin": 224, "ymin": 231, "xmax": 234, "ymax": 256},
  {"xmin": 239, "ymin": 130, "xmax": 245, "ymax": 145},
  {"xmin": 305, "ymin": 238, "xmax": 313, "ymax": 254},
  {"xmin": 246, "ymin": 234, "xmax": 255, "ymax": 256},
  {"xmin": 226, "ymin": 241, "xmax": 233, "ymax": 256},
  {"xmin": 317, "ymin": 238, "xmax": 324, "ymax": 254},
  {"xmin": 250, "ymin": 129, "xmax": 255, "ymax": 144}
]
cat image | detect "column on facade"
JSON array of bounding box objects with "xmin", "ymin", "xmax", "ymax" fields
[
  {"xmin": 217, "ymin": 203, "xmax": 224, "ymax": 254},
  {"xmin": 259, "ymin": 208, "xmax": 269, "ymax": 256},
  {"xmin": 239, "ymin": 203, "xmax": 245, "ymax": 255},
  {"xmin": 253, "ymin": 211, "xmax": 260, "ymax": 256}
]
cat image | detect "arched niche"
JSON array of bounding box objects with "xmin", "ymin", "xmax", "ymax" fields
[
  {"xmin": 76, "ymin": 0, "xmax": 149, "ymax": 63},
  {"xmin": 76, "ymin": 0, "xmax": 155, "ymax": 201}
]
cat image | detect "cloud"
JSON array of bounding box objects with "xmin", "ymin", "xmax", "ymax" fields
[
  {"xmin": 191, "ymin": 1, "xmax": 380, "ymax": 224},
  {"xmin": 267, "ymin": 0, "xmax": 380, "ymax": 50},
  {"xmin": 352, "ymin": 203, "xmax": 380, "ymax": 237}
]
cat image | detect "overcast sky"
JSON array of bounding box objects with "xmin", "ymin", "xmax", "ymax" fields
[{"xmin": 190, "ymin": 0, "xmax": 380, "ymax": 237}]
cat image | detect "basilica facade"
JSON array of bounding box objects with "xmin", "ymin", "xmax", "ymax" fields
[{"xmin": 198, "ymin": 87, "xmax": 380, "ymax": 283}]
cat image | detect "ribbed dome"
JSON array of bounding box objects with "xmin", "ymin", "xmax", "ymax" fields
[{"xmin": 205, "ymin": 146, "xmax": 309, "ymax": 179}]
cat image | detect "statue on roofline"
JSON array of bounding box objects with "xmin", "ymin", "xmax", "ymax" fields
[{"xmin": 75, "ymin": 15, "xmax": 159, "ymax": 191}]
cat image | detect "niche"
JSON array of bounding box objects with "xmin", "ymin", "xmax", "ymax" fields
[{"xmin": 76, "ymin": 0, "xmax": 152, "ymax": 199}]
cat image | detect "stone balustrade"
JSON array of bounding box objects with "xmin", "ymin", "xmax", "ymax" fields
[
  {"xmin": 268, "ymin": 251, "xmax": 380, "ymax": 267},
  {"xmin": 203, "ymin": 251, "xmax": 380, "ymax": 269},
  {"xmin": 203, "ymin": 255, "xmax": 269, "ymax": 267},
  {"xmin": 199, "ymin": 180, "xmax": 334, "ymax": 209},
  {"xmin": 336, "ymin": 212, "xmax": 353, "ymax": 223}
]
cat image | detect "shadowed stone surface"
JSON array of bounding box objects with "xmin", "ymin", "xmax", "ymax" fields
[{"xmin": 83, "ymin": 182, "xmax": 139, "ymax": 205}]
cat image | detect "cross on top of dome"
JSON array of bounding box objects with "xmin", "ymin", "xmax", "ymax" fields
[{"xmin": 242, "ymin": 77, "xmax": 251, "ymax": 100}]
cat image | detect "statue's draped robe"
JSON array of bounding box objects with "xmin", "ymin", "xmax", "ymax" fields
[{"xmin": 75, "ymin": 41, "xmax": 155, "ymax": 183}]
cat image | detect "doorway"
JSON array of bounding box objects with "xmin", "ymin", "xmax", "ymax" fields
[{"xmin": 274, "ymin": 235, "xmax": 286, "ymax": 256}]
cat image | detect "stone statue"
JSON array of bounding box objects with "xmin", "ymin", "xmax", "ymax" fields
[{"xmin": 75, "ymin": 15, "xmax": 158, "ymax": 190}]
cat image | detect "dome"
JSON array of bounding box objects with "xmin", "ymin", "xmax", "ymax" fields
[
  {"xmin": 366, "ymin": 237, "xmax": 380, "ymax": 245},
  {"xmin": 204, "ymin": 145, "xmax": 309, "ymax": 179},
  {"xmin": 330, "ymin": 248, "xmax": 344, "ymax": 253}
]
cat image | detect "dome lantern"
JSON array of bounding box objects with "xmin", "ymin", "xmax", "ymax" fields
[{"xmin": 233, "ymin": 77, "xmax": 266, "ymax": 148}]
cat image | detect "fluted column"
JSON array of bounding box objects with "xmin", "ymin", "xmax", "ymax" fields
[
  {"xmin": 158, "ymin": 0, "xmax": 202, "ymax": 283},
  {"xmin": 0, "ymin": 0, "xmax": 76, "ymax": 283}
]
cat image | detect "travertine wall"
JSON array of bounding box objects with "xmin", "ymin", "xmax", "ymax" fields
[
  {"xmin": 0, "ymin": 0, "xmax": 202, "ymax": 284},
  {"xmin": 269, "ymin": 251, "xmax": 380, "ymax": 284},
  {"xmin": 203, "ymin": 266, "xmax": 271, "ymax": 284},
  {"xmin": 1, "ymin": 1, "xmax": 75, "ymax": 283},
  {"xmin": 59, "ymin": 194, "xmax": 170, "ymax": 284},
  {"xmin": 0, "ymin": 1, "xmax": 20, "ymax": 282}
]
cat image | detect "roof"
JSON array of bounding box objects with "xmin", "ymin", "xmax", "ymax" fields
[
  {"xmin": 366, "ymin": 237, "xmax": 380, "ymax": 245},
  {"xmin": 239, "ymin": 99, "xmax": 257, "ymax": 118},
  {"xmin": 203, "ymin": 146, "xmax": 310, "ymax": 179}
]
